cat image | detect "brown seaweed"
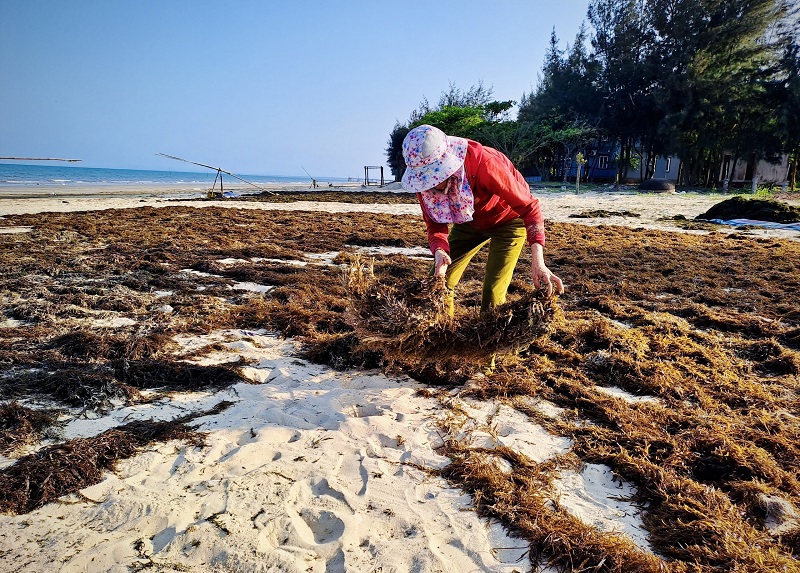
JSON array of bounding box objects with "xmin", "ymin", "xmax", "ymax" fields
[
  {"xmin": 1, "ymin": 204, "xmax": 799, "ymax": 570},
  {"xmin": 0, "ymin": 402, "xmax": 231, "ymax": 515}
]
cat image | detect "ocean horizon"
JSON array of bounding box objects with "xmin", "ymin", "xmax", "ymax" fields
[{"xmin": 0, "ymin": 163, "xmax": 354, "ymax": 188}]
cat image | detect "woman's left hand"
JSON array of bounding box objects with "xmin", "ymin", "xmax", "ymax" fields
[
  {"xmin": 532, "ymin": 264, "xmax": 564, "ymax": 297},
  {"xmin": 531, "ymin": 244, "xmax": 564, "ymax": 297}
]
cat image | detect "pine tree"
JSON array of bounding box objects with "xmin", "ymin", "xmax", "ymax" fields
[
  {"xmin": 385, "ymin": 122, "xmax": 410, "ymax": 182},
  {"xmin": 588, "ymin": 0, "xmax": 657, "ymax": 182},
  {"xmin": 778, "ymin": 37, "xmax": 800, "ymax": 189},
  {"xmin": 651, "ymin": 0, "xmax": 789, "ymax": 185}
]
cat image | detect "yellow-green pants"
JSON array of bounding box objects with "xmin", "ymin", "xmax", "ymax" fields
[{"xmin": 440, "ymin": 218, "xmax": 527, "ymax": 313}]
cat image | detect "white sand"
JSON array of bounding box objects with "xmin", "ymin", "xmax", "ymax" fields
[{"xmin": 0, "ymin": 185, "xmax": 797, "ymax": 572}]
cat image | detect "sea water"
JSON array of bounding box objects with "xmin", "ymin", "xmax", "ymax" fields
[{"xmin": 0, "ymin": 163, "xmax": 349, "ymax": 188}]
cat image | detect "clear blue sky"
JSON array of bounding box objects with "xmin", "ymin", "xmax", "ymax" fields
[{"xmin": 1, "ymin": 1, "xmax": 591, "ymax": 179}]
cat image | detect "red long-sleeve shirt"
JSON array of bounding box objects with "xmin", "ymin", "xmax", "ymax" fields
[{"xmin": 417, "ymin": 140, "xmax": 545, "ymax": 255}]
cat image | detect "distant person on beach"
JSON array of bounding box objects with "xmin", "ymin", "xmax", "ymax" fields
[{"xmin": 401, "ymin": 124, "xmax": 563, "ymax": 314}]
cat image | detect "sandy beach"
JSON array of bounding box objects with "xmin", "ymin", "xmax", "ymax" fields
[
  {"xmin": 1, "ymin": 185, "xmax": 799, "ymax": 573},
  {"xmin": 2, "ymin": 182, "xmax": 799, "ymax": 242}
]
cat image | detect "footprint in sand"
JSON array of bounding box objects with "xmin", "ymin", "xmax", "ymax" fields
[
  {"xmin": 236, "ymin": 428, "xmax": 258, "ymax": 446},
  {"xmin": 349, "ymin": 403, "xmax": 383, "ymax": 417},
  {"xmin": 311, "ymin": 478, "xmax": 351, "ymax": 507},
  {"xmin": 151, "ymin": 525, "xmax": 177, "ymax": 553},
  {"xmin": 296, "ymin": 508, "xmax": 345, "ymax": 544}
]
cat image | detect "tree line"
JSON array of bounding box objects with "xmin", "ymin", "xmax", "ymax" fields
[{"xmin": 387, "ymin": 0, "xmax": 800, "ymax": 189}]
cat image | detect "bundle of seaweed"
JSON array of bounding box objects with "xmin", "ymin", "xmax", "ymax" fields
[
  {"xmin": 0, "ymin": 402, "xmax": 230, "ymax": 515},
  {"xmin": 344, "ymin": 256, "xmax": 556, "ymax": 366}
]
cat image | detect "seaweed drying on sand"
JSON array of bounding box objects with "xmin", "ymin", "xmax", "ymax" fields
[
  {"xmin": 0, "ymin": 402, "xmax": 231, "ymax": 514},
  {"xmin": 697, "ymin": 195, "xmax": 800, "ymax": 223},
  {"xmin": 1, "ymin": 205, "xmax": 799, "ymax": 571},
  {"xmin": 220, "ymin": 190, "xmax": 418, "ymax": 205}
]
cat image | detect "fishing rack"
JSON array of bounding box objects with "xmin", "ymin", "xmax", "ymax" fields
[{"xmin": 156, "ymin": 153, "xmax": 276, "ymax": 196}]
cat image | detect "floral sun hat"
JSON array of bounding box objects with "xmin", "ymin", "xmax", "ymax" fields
[{"xmin": 401, "ymin": 124, "xmax": 468, "ymax": 193}]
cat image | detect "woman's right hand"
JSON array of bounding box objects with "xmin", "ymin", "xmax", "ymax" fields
[{"xmin": 434, "ymin": 249, "xmax": 451, "ymax": 278}]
